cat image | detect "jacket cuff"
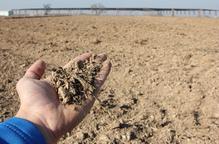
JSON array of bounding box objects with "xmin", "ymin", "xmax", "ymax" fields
[{"xmin": 0, "ymin": 117, "xmax": 46, "ymax": 144}]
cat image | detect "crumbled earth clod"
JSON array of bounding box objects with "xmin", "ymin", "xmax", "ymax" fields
[{"xmin": 49, "ymin": 55, "xmax": 102, "ymax": 105}]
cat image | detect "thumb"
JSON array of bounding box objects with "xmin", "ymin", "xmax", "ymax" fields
[{"xmin": 24, "ymin": 60, "xmax": 46, "ymax": 79}]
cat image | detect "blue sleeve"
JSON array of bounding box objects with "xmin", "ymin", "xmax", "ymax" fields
[{"xmin": 0, "ymin": 117, "xmax": 46, "ymax": 144}]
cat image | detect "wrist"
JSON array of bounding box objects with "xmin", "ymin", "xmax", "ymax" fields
[{"xmin": 16, "ymin": 109, "xmax": 58, "ymax": 144}]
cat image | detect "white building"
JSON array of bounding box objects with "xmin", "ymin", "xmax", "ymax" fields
[{"xmin": 0, "ymin": 11, "xmax": 9, "ymax": 16}]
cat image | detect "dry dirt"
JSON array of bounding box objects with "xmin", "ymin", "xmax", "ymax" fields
[
  {"xmin": 48, "ymin": 55, "xmax": 102, "ymax": 105},
  {"xmin": 0, "ymin": 16, "xmax": 219, "ymax": 144}
]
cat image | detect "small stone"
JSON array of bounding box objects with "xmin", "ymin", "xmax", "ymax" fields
[
  {"xmin": 90, "ymin": 131, "xmax": 96, "ymax": 139},
  {"xmin": 66, "ymin": 132, "xmax": 70, "ymax": 137},
  {"xmin": 20, "ymin": 63, "xmax": 27, "ymax": 68},
  {"xmin": 92, "ymin": 38, "xmax": 102, "ymax": 44},
  {"xmin": 95, "ymin": 123, "xmax": 100, "ymax": 130},
  {"xmin": 82, "ymin": 133, "xmax": 89, "ymax": 140},
  {"xmin": 91, "ymin": 26, "xmax": 97, "ymax": 29},
  {"xmin": 118, "ymin": 123, "xmax": 132, "ymax": 129},
  {"xmin": 99, "ymin": 134, "xmax": 110, "ymax": 142},
  {"xmin": 3, "ymin": 111, "xmax": 10, "ymax": 115},
  {"xmin": 111, "ymin": 138, "xmax": 120, "ymax": 144},
  {"xmin": 120, "ymin": 104, "xmax": 131, "ymax": 110},
  {"xmin": 108, "ymin": 89, "xmax": 115, "ymax": 97},
  {"xmin": 0, "ymin": 85, "xmax": 5, "ymax": 92},
  {"xmin": 76, "ymin": 132, "xmax": 89, "ymax": 140},
  {"xmin": 114, "ymin": 133, "xmax": 121, "ymax": 140},
  {"xmin": 127, "ymin": 131, "xmax": 137, "ymax": 141},
  {"xmin": 121, "ymin": 134, "xmax": 127, "ymax": 140},
  {"xmin": 112, "ymin": 121, "xmax": 120, "ymax": 128},
  {"xmin": 76, "ymin": 132, "xmax": 84, "ymax": 140},
  {"xmin": 137, "ymin": 91, "xmax": 144, "ymax": 96},
  {"xmin": 7, "ymin": 79, "xmax": 12, "ymax": 84}
]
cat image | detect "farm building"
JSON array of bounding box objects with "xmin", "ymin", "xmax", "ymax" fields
[{"xmin": 9, "ymin": 8, "xmax": 219, "ymax": 17}]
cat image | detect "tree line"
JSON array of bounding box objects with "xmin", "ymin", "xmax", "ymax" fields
[{"xmin": 43, "ymin": 3, "xmax": 105, "ymax": 16}]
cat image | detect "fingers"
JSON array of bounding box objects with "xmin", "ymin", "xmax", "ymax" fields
[
  {"xmin": 95, "ymin": 58, "xmax": 112, "ymax": 90},
  {"xmin": 24, "ymin": 60, "xmax": 46, "ymax": 79},
  {"xmin": 64, "ymin": 53, "xmax": 92, "ymax": 69}
]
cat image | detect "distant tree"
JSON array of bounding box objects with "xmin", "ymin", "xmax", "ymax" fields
[
  {"xmin": 8, "ymin": 10, "xmax": 13, "ymax": 16},
  {"xmin": 90, "ymin": 3, "xmax": 105, "ymax": 15},
  {"xmin": 43, "ymin": 4, "xmax": 51, "ymax": 16}
]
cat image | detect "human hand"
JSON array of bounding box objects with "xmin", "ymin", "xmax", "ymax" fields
[{"xmin": 16, "ymin": 53, "xmax": 111, "ymax": 144}]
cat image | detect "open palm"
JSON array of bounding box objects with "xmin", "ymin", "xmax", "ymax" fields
[{"xmin": 16, "ymin": 53, "xmax": 111, "ymax": 144}]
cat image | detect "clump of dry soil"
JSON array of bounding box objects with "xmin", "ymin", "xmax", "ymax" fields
[{"xmin": 49, "ymin": 55, "xmax": 102, "ymax": 105}]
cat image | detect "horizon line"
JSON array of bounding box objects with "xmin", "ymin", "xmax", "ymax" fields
[{"xmin": 11, "ymin": 7, "xmax": 219, "ymax": 11}]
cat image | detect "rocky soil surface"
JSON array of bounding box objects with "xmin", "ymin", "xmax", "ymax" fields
[{"xmin": 0, "ymin": 16, "xmax": 219, "ymax": 144}]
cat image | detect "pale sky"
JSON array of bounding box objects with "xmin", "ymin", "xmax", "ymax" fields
[{"xmin": 0, "ymin": 0, "xmax": 219, "ymax": 10}]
